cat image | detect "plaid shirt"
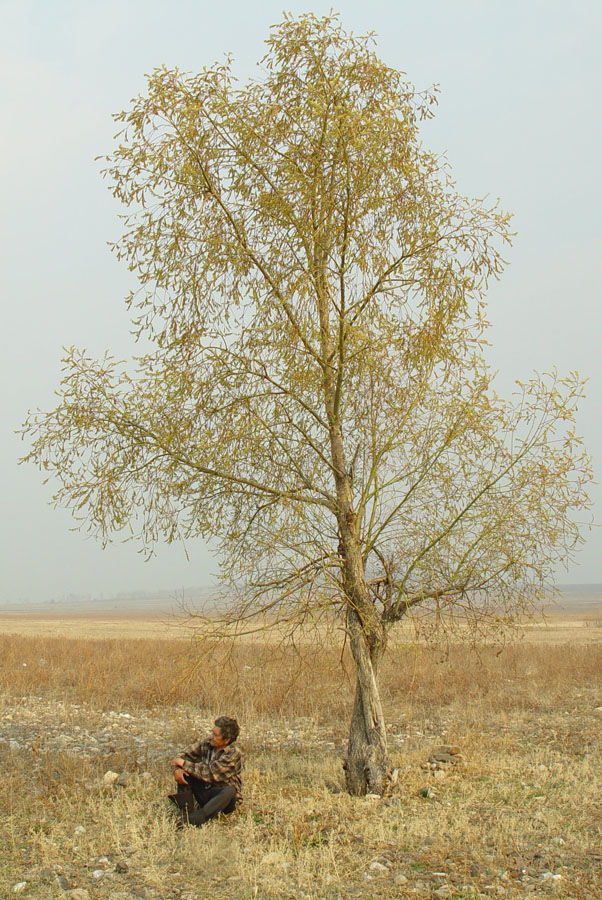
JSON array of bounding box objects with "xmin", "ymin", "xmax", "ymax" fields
[{"xmin": 179, "ymin": 738, "xmax": 242, "ymax": 801}]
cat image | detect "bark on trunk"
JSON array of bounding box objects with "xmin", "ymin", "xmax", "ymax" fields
[
  {"xmin": 311, "ymin": 232, "xmax": 390, "ymax": 794},
  {"xmin": 344, "ymin": 607, "xmax": 390, "ymax": 795}
]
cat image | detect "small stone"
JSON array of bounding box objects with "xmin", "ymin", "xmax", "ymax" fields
[
  {"xmin": 38, "ymin": 869, "xmax": 54, "ymax": 880},
  {"xmin": 92, "ymin": 869, "xmax": 105, "ymax": 879},
  {"xmin": 115, "ymin": 860, "xmax": 128, "ymax": 874},
  {"xmin": 394, "ymin": 873, "xmax": 409, "ymax": 885},
  {"xmin": 12, "ymin": 884, "xmax": 28, "ymax": 894},
  {"xmin": 67, "ymin": 892, "xmax": 90, "ymax": 900},
  {"xmin": 369, "ymin": 861, "xmax": 389, "ymax": 873},
  {"xmin": 116, "ymin": 772, "xmax": 128, "ymax": 787},
  {"xmin": 433, "ymin": 769, "xmax": 446, "ymax": 779},
  {"xmin": 433, "ymin": 886, "xmax": 452, "ymax": 898},
  {"xmin": 55, "ymin": 874, "xmax": 71, "ymax": 890},
  {"xmin": 226, "ymin": 875, "xmax": 242, "ymax": 883},
  {"xmin": 102, "ymin": 771, "xmax": 120, "ymax": 787},
  {"xmin": 74, "ymin": 825, "xmax": 86, "ymax": 834},
  {"xmin": 438, "ymin": 744, "xmax": 461, "ymax": 755},
  {"xmin": 9, "ymin": 740, "xmax": 21, "ymax": 751},
  {"xmin": 539, "ymin": 871, "xmax": 562, "ymax": 883},
  {"xmin": 365, "ymin": 792, "xmax": 380, "ymax": 800},
  {"xmin": 593, "ymin": 707, "xmax": 602, "ymax": 716}
]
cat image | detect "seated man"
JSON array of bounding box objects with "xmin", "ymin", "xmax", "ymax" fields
[{"xmin": 169, "ymin": 715, "xmax": 242, "ymax": 826}]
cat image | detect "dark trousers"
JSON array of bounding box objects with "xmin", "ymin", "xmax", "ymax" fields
[{"xmin": 177, "ymin": 780, "xmax": 237, "ymax": 821}]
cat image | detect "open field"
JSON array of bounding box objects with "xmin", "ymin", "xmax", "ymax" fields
[{"xmin": 1, "ymin": 612, "xmax": 601, "ymax": 900}]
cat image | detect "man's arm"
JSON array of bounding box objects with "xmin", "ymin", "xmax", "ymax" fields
[
  {"xmin": 178, "ymin": 745, "xmax": 241, "ymax": 785},
  {"xmin": 170, "ymin": 738, "xmax": 207, "ymax": 783}
]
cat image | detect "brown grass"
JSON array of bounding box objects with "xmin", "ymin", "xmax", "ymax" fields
[
  {"xmin": 1, "ymin": 627, "xmax": 601, "ymax": 717},
  {"xmin": 1, "ymin": 616, "xmax": 602, "ymax": 899}
]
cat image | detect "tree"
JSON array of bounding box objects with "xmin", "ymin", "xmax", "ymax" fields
[{"xmin": 22, "ymin": 14, "xmax": 591, "ymax": 795}]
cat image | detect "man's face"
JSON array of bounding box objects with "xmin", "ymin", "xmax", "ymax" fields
[{"xmin": 209, "ymin": 725, "xmax": 229, "ymax": 748}]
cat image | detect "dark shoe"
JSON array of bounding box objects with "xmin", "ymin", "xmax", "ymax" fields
[
  {"xmin": 168, "ymin": 789, "xmax": 196, "ymax": 826},
  {"xmin": 187, "ymin": 807, "xmax": 208, "ymax": 827},
  {"xmin": 168, "ymin": 790, "xmax": 195, "ymax": 813}
]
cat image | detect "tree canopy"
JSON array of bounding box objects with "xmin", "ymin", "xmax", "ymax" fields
[{"xmin": 22, "ymin": 13, "xmax": 592, "ymax": 793}]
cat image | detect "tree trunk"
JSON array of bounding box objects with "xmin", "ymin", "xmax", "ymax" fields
[
  {"xmin": 311, "ymin": 236, "xmax": 390, "ymax": 794},
  {"xmin": 344, "ymin": 608, "xmax": 390, "ymax": 795}
]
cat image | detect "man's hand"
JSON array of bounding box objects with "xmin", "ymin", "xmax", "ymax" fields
[{"xmin": 173, "ymin": 768, "xmax": 188, "ymax": 785}]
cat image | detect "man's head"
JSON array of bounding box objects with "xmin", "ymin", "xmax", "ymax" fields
[{"xmin": 210, "ymin": 716, "xmax": 240, "ymax": 748}]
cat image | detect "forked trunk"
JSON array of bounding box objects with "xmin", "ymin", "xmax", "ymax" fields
[{"xmin": 344, "ymin": 610, "xmax": 390, "ymax": 795}]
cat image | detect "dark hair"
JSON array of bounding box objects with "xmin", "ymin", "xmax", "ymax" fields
[{"xmin": 215, "ymin": 716, "xmax": 240, "ymax": 744}]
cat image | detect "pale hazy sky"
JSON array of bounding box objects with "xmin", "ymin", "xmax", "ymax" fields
[{"xmin": 2, "ymin": 0, "xmax": 601, "ymax": 602}]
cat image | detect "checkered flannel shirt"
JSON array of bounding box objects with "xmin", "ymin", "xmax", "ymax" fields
[{"xmin": 179, "ymin": 737, "xmax": 242, "ymax": 801}]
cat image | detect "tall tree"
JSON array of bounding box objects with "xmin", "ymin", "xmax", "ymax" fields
[{"xmin": 22, "ymin": 14, "xmax": 591, "ymax": 794}]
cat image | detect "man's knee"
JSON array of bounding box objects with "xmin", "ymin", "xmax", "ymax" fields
[{"xmin": 221, "ymin": 784, "xmax": 236, "ymax": 802}]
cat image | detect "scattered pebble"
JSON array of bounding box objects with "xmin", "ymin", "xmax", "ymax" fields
[
  {"xmin": 368, "ymin": 860, "xmax": 389, "ymax": 873},
  {"xmin": 102, "ymin": 770, "xmax": 120, "ymax": 787}
]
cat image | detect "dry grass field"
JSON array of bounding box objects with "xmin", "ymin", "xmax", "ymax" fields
[{"xmin": 1, "ymin": 608, "xmax": 601, "ymax": 900}]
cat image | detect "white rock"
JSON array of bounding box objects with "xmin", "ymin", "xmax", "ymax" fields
[
  {"xmin": 12, "ymin": 884, "xmax": 28, "ymax": 894},
  {"xmin": 539, "ymin": 871, "xmax": 562, "ymax": 883},
  {"xmin": 92, "ymin": 869, "xmax": 105, "ymax": 879},
  {"xmin": 593, "ymin": 707, "xmax": 602, "ymax": 716},
  {"xmin": 369, "ymin": 861, "xmax": 389, "ymax": 873},
  {"xmin": 365, "ymin": 792, "xmax": 380, "ymax": 800},
  {"xmin": 394, "ymin": 873, "xmax": 409, "ymax": 885},
  {"xmin": 67, "ymin": 891, "xmax": 90, "ymax": 900},
  {"xmin": 102, "ymin": 771, "xmax": 120, "ymax": 786},
  {"xmin": 74, "ymin": 825, "xmax": 86, "ymax": 834}
]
